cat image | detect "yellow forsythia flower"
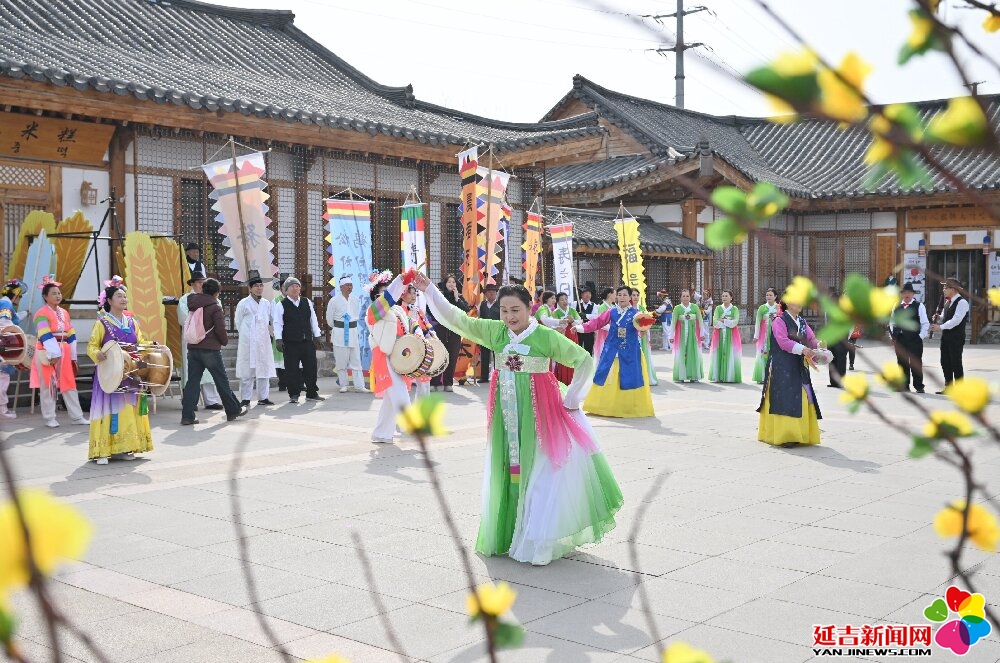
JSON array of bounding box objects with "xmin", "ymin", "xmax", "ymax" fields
[
  {"xmin": 466, "ymin": 582, "xmax": 517, "ymax": 618},
  {"xmin": 922, "ymin": 410, "xmax": 975, "ymax": 438},
  {"xmin": 926, "ymin": 97, "xmax": 989, "ymax": 146},
  {"xmin": 864, "ymin": 135, "xmax": 894, "ymax": 166},
  {"xmin": 870, "ymin": 287, "xmax": 899, "ymax": 318},
  {"xmin": 306, "ymin": 656, "xmax": 350, "ymax": 663},
  {"xmin": 934, "ymin": 501, "xmax": 999, "ymax": 552},
  {"xmin": 662, "ymin": 641, "xmax": 715, "ymax": 663},
  {"xmin": 906, "ymin": 10, "xmax": 935, "ymax": 49},
  {"xmin": 396, "ymin": 396, "xmax": 446, "ymax": 437},
  {"xmin": 988, "ymin": 288, "xmax": 1000, "ymax": 307},
  {"xmin": 0, "ymin": 491, "xmax": 92, "ymax": 591},
  {"xmin": 984, "ymin": 14, "xmax": 1000, "ymax": 32},
  {"xmin": 782, "ymin": 276, "xmax": 815, "ymax": 307},
  {"xmin": 818, "ymin": 52, "xmax": 872, "ymax": 122},
  {"xmin": 765, "ymin": 94, "xmax": 798, "ymax": 123},
  {"xmin": 945, "ymin": 377, "xmax": 991, "ymax": 414},
  {"xmin": 877, "ymin": 361, "xmax": 905, "ymax": 388},
  {"xmin": 771, "ymin": 49, "xmax": 819, "ymax": 77},
  {"xmin": 840, "ymin": 373, "xmax": 870, "ymax": 404}
]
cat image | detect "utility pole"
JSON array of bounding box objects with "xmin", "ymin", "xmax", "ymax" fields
[
  {"xmin": 645, "ymin": 2, "xmax": 708, "ymax": 108},
  {"xmin": 965, "ymin": 80, "xmax": 986, "ymax": 95}
]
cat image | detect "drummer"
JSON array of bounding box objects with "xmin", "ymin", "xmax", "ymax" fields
[
  {"xmin": 0, "ymin": 278, "xmax": 27, "ymax": 419},
  {"xmin": 365, "ymin": 270, "xmax": 412, "ymax": 444},
  {"xmin": 88, "ymin": 277, "xmax": 154, "ymax": 464},
  {"xmin": 403, "ymin": 283, "xmax": 433, "ymax": 400},
  {"xmin": 31, "ymin": 275, "xmax": 88, "ymax": 428}
]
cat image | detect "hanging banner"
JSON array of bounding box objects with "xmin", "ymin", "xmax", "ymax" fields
[
  {"xmin": 522, "ymin": 211, "xmax": 543, "ymax": 294},
  {"xmin": 124, "ymin": 232, "xmax": 167, "ymax": 345},
  {"xmin": 902, "ymin": 252, "xmax": 927, "ymax": 303},
  {"xmin": 549, "ymin": 222, "xmax": 575, "ymax": 305},
  {"xmin": 201, "ymin": 152, "xmax": 278, "ymax": 295},
  {"xmin": 457, "ymin": 147, "xmax": 481, "ymax": 304},
  {"xmin": 477, "ymin": 168, "xmax": 510, "ymax": 291},
  {"xmin": 615, "ymin": 216, "xmax": 647, "ymax": 309},
  {"xmin": 501, "ymin": 203, "xmax": 512, "ymax": 285},
  {"xmin": 324, "ymin": 199, "xmax": 373, "ymax": 294},
  {"xmin": 400, "ymin": 204, "xmax": 427, "ymax": 275}
]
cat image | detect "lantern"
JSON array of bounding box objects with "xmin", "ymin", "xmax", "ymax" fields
[{"xmin": 917, "ymin": 238, "xmax": 926, "ymax": 257}]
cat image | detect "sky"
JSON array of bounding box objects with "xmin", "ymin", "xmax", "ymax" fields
[{"xmin": 202, "ymin": 0, "xmax": 1000, "ymax": 122}]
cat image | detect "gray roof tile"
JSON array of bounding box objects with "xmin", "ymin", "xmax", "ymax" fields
[
  {"xmin": 0, "ymin": 0, "xmax": 605, "ymax": 151},
  {"xmin": 548, "ymin": 206, "xmax": 712, "ymax": 256}
]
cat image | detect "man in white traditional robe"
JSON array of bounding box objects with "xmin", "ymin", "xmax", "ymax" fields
[
  {"xmin": 325, "ymin": 274, "xmax": 368, "ymax": 393},
  {"xmin": 178, "ymin": 270, "xmax": 223, "ymax": 410},
  {"xmin": 235, "ymin": 275, "xmax": 277, "ymax": 406}
]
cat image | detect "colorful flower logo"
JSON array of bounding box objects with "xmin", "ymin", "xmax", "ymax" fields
[{"xmin": 923, "ymin": 586, "xmax": 992, "ymax": 656}]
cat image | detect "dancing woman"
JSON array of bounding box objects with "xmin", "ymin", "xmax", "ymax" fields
[
  {"xmin": 671, "ymin": 289, "xmax": 704, "ymax": 382},
  {"xmin": 31, "ymin": 276, "xmax": 87, "ymax": 428},
  {"xmin": 708, "ymin": 290, "xmax": 743, "ymax": 383},
  {"xmin": 752, "ymin": 288, "xmax": 779, "ymax": 384},
  {"xmin": 413, "ymin": 273, "xmax": 623, "ymax": 565}
]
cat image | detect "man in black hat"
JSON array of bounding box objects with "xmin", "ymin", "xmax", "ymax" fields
[
  {"xmin": 576, "ymin": 287, "xmax": 596, "ymax": 355},
  {"xmin": 477, "ymin": 283, "xmax": 501, "ymax": 380},
  {"xmin": 931, "ymin": 277, "xmax": 970, "ymax": 391},
  {"xmin": 889, "ymin": 282, "xmax": 929, "ymax": 393},
  {"xmin": 186, "ymin": 242, "xmax": 205, "ymax": 280}
]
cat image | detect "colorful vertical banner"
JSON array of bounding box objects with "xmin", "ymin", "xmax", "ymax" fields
[
  {"xmin": 549, "ymin": 222, "xmax": 575, "ymax": 304},
  {"xmin": 400, "ymin": 204, "xmax": 427, "ymax": 275},
  {"xmin": 457, "ymin": 147, "xmax": 481, "ymax": 305},
  {"xmin": 123, "ymin": 232, "xmax": 167, "ymax": 345},
  {"xmin": 615, "ymin": 216, "xmax": 647, "ymax": 309},
  {"xmin": 201, "ymin": 152, "xmax": 278, "ymax": 296},
  {"xmin": 500, "ymin": 203, "xmax": 512, "ymax": 285},
  {"xmin": 324, "ymin": 199, "xmax": 373, "ymax": 294},
  {"xmin": 477, "ymin": 168, "xmax": 510, "ymax": 290},
  {"xmin": 522, "ymin": 212, "xmax": 543, "ymax": 294}
]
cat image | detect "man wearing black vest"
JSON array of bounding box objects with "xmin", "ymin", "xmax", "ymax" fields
[
  {"xmin": 273, "ymin": 276, "xmax": 325, "ymax": 404},
  {"xmin": 576, "ymin": 288, "xmax": 596, "ymax": 355},
  {"xmin": 888, "ymin": 282, "xmax": 929, "ymax": 393},
  {"xmin": 477, "ymin": 283, "xmax": 501, "ymax": 380},
  {"xmin": 930, "ymin": 277, "xmax": 970, "ymax": 392}
]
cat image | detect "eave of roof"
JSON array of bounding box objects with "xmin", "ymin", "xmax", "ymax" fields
[{"xmin": 548, "ymin": 206, "xmax": 713, "ymax": 256}]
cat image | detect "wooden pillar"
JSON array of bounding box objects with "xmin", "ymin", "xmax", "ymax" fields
[
  {"xmin": 681, "ymin": 198, "xmax": 704, "ymax": 241},
  {"xmin": 108, "ymin": 125, "xmax": 134, "ymax": 276},
  {"xmin": 895, "ymin": 209, "xmax": 906, "ymax": 279}
]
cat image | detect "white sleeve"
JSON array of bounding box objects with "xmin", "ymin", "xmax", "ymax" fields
[
  {"xmin": 918, "ymin": 304, "xmax": 930, "ymax": 339},
  {"xmin": 272, "ymin": 302, "xmax": 284, "ymax": 339},
  {"xmin": 371, "ymin": 318, "xmax": 397, "ymax": 354},
  {"xmin": 234, "ymin": 299, "xmax": 249, "ymax": 328},
  {"xmin": 309, "ymin": 301, "xmax": 322, "ymax": 337},
  {"xmin": 69, "ymin": 338, "xmax": 78, "ymax": 361},
  {"xmin": 562, "ymin": 353, "xmax": 594, "ymax": 410},
  {"xmin": 540, "ymin": 314, "xmax": 562, "ymax": 328},
  {"xmin": 325, "ymin": 299, "xmax": 337, "ymax": 328},
  {"xmin": 42, "ymin": 336, "xmax": 61, "ymax": 358},
  {"xmin": 425, "ymin": 284, "xmax": 469, "ymax": 332},
  {"xmin": 939, "ymin": 299, "xmax": 970, "ymax": 330}
]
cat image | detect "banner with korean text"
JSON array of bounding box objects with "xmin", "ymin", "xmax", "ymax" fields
[
  {"xmin": 400, "ymin": 204, "xmax": 427, "ymax": 275},
  {"xmin": 615, "ymin": 216, "xmax": 647, "ymax": 309},
  {"xmin": 457, "ymin": 147, "xmax": 482, "ymax": 305},
  {"xmin": 522, "ymin": 212, "xmax": 543, "ymax": 294},
  {"xmin": 549, "ymin": 222, "xmax": 575, "ymax": 305},
  {"xmin": 324, "ymin": 199, "xmax": 373, "ymax": 295},
  {"xmin": 202, "ymin": 152, "xmax": 279, "ymax": 297}
]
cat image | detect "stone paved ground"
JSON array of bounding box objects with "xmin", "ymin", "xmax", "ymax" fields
[{"xmin": 3, "ymin": 340, "xmax": 1000, "ymax": 663}]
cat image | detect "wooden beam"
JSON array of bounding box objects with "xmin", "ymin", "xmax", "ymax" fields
[
  {"xmin": 681, "ymin": 198, "xmax": 704, "ymax": 240},
  {"xmin": 107, "ymin": 125, "xmax": 134, "ymax": 275},
  {"xmin": 48, "ymin": 164, "xmax": 62, "ymax": 223},
  {"xmin": 895, "ymin": 209, "xmax": 906, "ymax": 277}
]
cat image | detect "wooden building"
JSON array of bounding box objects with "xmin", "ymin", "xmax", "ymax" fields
[{"xmin": 542, "ymin": 76, "xmax": 1000, "ymax": 339}]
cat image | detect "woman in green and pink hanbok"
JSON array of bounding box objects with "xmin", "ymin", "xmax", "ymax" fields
[
  {"xmin": 752, "ymin": 288, "xmax": 779, "ymax": 384},
  {"xmin": 416, "ymin": 275, "xmax": 623, "ymax": 565},
  {"xmin": 708, "ymin": 290, "xmax": 743, "ymax": 383},
  {"xmin": 672, "ymin": 289, "xmax": 704, "ymax": 382}
]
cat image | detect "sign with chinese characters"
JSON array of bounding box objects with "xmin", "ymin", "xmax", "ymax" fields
[
  {"xmin": 324, "ymin": 199, "xmax": 373, "ymax": 294},
  {"xmin": 0, "ymin": 113, "xmax": 114, "ymax": 165},
  {"xmin": 521, "ymin": 212, "xmax": 543, "ymax": 294},
  {"xmin": 549, "ymin": 222, "xmax": 575, "ymax": 305},
  {"xmin": 399, "ymin": 204, "xmax": 427, "ymax": 276},
  {"xmin": 908, "ymin": 206, "xmax": 997, "ymax": 229},
  {"xmin": 615, "ymin": 216, "xmax": 647, "ymax": 309},
  {"xmin": 201, "ymin": 152, "xmax": 278, "ymax": 296}
]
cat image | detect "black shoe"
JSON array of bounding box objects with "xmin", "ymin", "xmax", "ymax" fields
[
  {"xmin": 258, "ymin": 399, "xmax": 276, "ymax": 406},
  {"xmin": 289, "ymin": 396, "xmax": 300, "ymax": 404},
  {"xmin": 915, "ymin": 388, "xmax": 925, "ymax": 394},
  {"xmin": 240, "ymin": 399, "xmax": 251, "ymax": 407},
  {"xmin": 780, "ymin": 442, "xmax": 800, "ymax": 448},
  {"xmin": 305, "ymin": 394, "xmax": 326, "ymax": 401},
  {"xmin": 205, "ymin": 403, "xmax": 224, "ymax": 411},
  {"xmin": 935, "ymin": 390, "xmax": 947, "ymax": 394},
  {"xmin": 181, "ymin": 418, "xmax": 198, "ymax": 425},
  {"xmin": 848, "ymin": 365, "xmax": 855, "ymax": 370},
  {"xmin": 227, "ymin": 405, "xmax": 249, "ymax": 421}
]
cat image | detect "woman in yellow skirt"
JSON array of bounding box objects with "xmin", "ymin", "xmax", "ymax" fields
[
  {"xmin": 757, "ymin": 297, "xmax": 823, "ymax": 447},
  {"xmin": 575, "ymin": 286, "xmax": 655, "ymax": 418}
]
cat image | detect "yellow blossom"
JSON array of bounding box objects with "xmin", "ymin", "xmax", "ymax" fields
[
  {"xmin": 944, "ymin": 378, "xmax": 991, "ymax": 414},
  {"xmin": 466, "ymin": 582, "xmax": 517, "ymax": 618},
  {"xmin": 922, "ymin": 410, "xmax": 975, "ymax": 438},
  {"xmin": 864, "ymin": 135, "xmax": 894, "ymax": 166},
  {"xmin": 877, "ymin": 361, "xmax": 905, "ymax": 388},
  {"xmin": 765, "ymin": 94, "xmax": 798, "ymax": 123},
  {"xmin": 396, "ymin": 396, "xmax": 446, "ymax": 438},
  {"xmin": 988, "ymin": 288, "xmax": 1000, "ymax": 307},
  {"xmin": 906, "ymin": 10, "xmax": 935, "ymax": 49},
  {"xmin": 771, "ymin": 49, "xmax": 819, "ymax": 77},
  {"xmin": 926, "ymin": 97, "xmax": 989, "ymax": 146},
  {"xmin": 0, "ymin": 490, "xmax": 92, "ymax": 591},
  {"xmin": 984, "ymin": 14, "xmax": 1000, "ymax": 32},
  {"xmin": 782, "ymin": 276, "xmax": 815, "ymax": 307},
  {"xmin": 818, "ymin": 52, "xmax": 872, "ymax": 122},
  {"xmin": 306, "ymin": 656, "xmax": 350, "ymax": 663},
  {"xmin": 662, "ymin": 641, "xmax": 715, "ymax": 663},
  {"xmin": 934, "ymin": 501, "xmax": 999, "ymax": 552},
  {"xmin": 840, "ymin": 373, "xmax": 870, "ymax": 404},
  {"xmin": 870, "ymin": 286, "xmax": 899, "ymax": 318}
]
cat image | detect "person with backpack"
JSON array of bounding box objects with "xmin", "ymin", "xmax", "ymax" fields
[
  {"xmin": 178, "ymin": 271, "xmax": 223, "ymax": 411},
  {"xmin": 180, "ymin": 278, "xmax": 247, "ymax": 425}
]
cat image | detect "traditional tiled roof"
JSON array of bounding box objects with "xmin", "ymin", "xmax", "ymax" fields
[
  {"xmin": 0, "ymin": 0, "xmax": 604, "ymax": 152},
  {"xmin": 545, "ymin": 75, "xmax": 1000, "ymax": 199},
  {"xmin": 545, "ymin": 154, "xmax": 687, "ymax": 195},
  {"xmin": 549, "ymin": 206, "xmax": 713, "ymax": 256}
]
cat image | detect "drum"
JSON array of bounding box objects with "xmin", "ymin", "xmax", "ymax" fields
[
  {"xmin": 0, "ymin": 325, "xmax": 28, "ymax": 366},
  {"xmin": 96, "ymin": 341, "xmax": 173, "ymax": 395},
  {"xmin": 425, "ymin": 334, "xmax": 449, "ymax": 379},
  {"xmin": 135, "ymin": 344, "xmax": 173, "ymax": 396},
  {"xmin": 96, "ymin": 341, "xmax": 130, "ymax": 392},
  {"xmin": 390, "ymin": 335, "xmax": 434, "ymax": 379}
]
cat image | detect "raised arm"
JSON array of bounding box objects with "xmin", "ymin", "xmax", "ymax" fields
[
  {"xmin": 579, "ymin": 307, "xmax": 611, "ymax": 334},
  {"xmin": 421, "ymin": 282, "xmax": 497, "ymax": 348}
]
